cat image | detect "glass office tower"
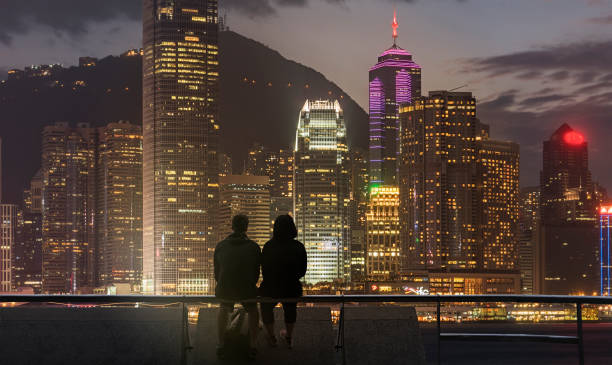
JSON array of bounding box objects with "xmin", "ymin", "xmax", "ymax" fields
[
  {"xmin": 142, "ymin": 0, "xmax": 220, "ymax": 295},
  {"xmin": 294, "ymin": 100, "xmax": 350, "ymax": 285}
]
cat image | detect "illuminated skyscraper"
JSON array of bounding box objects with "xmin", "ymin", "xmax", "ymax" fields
[
  {"xmin": 219, "ymin": 175, "xmax": 271, "ymax": 247},
  {"xmin": 539, "ymin": 124, "xmax": 599, "ymax": 295},
  {"xmin": 349, "ymin": 149, "xmax": 369, "ymax": 283},
  {"xmin": 96, "ymin": 122, "xmax": 143, "ymax": 290},
  {"xmin": 366, "ymin": 186, "xmax": 401, "ymax": 281},
  {"xmin": 41, "ymin": 122, "xmax": 97, "ymax": 294},
  {"xmin": 245, "ymin": 143, "xmax": 267, "ymax": 176},
  {"xmin": 399, "ymin": 92, "xmax": 484, "ymax": 271},
  {"xmin": 294, "ymin": 100, "xmax": 351, "ymax": 285},
  {"xmin": 477, "ymin": 140, "xmax": 520, "ymax": 270},
  {"xmin": 369, "ymin": 12, "xmax": 421, "ymax": 186},
  {"xmin": 518, "ymin": 187, "xmax": 541, "ymax": 294},
  {"xmin": 143, "ymin": 0, "xmax": 220, "ymax": 295},
  {"xmin": 13, "ymin": 172, "xmax": 44, "ymax": 293},
  {"xmin": 267, "ymin": 149, "xmax": 294, "ymax": 229},
  {"xmin": 1, "ymin": 204, "xmax": 17, "ymax": 292},
  {"xmin": 599, "ymin": 206, "xmax": 612, "ymax": 296}
]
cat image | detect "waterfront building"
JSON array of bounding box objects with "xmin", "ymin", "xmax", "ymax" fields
[
  {"xmin": 349, "ymin": 149, "xmax": 369, "ymax": 283},
  {"xmin": 600, "ymin": 205, "xmax": 612, "ymax": 296},
  {"xmin": 96, "ymin": 122, "xmax": 143, "ymax": 290},
  {"xmin": 219, "ymin": 175, "xmax": 271, "ymax": 247},
  {"xmin": 41, "ymin": 122, "xmax": 97, "ymax": 294},
  {"xmin": 366, "ymin": 186, "xmax": 401, "ymax": 281},
  {"xmin": 294, "ymin": 100, "xmax": 351, "ymax": 285},
  {"xmin": 477, "ymin": 140, "xmax": 520, "ymax": 270},
  {"xmin": 369, "ymin": 11, "xmax": 421, "ymax": 186},
  {"xmin": 539, "ymin": 124, "xmax": 599, "ymax": 295},
  {"xmin": 0, "ymin": 204, "xmax": 17, "ymax": 292},
  {"xmin": 399, "ymin": 91, "xmax": 484, "ymax": 271},
  {"xmin": 518, "ymin": 187, "xmax": 540, "ymax": 294},
  {"xmin": 142, "ymin": 0, "xmax": 220, "ymax": 295}
]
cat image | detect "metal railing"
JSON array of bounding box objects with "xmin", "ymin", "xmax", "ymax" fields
[{"xmin": 1, "ymin": 294, "xmax": 612, "ymax": 365}]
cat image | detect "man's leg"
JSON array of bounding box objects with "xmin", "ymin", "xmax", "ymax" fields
[
  {"xmin": 245, "ymin": 303, "xmax": 260, "ymax": 348},
  {"xmin": 260, "ymin": 302, "xmax": 277, "ymax": 344},
  {"xmin": 217, "ymin": 303, "xmax": 233, "ymax": 347}
]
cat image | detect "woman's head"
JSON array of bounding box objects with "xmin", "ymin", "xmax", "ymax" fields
[{"xmin": 273, "ymin": 214, "xmax": 298, "ymax": 240}]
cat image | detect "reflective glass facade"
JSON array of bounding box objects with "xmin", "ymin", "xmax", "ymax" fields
[
  {"xmin": 294, "ymin": 100, "xmax": 350, "ymax": 285},
  {"xmin": 143, "ymin": 0, "xmax": 219, "ymax": 295}
]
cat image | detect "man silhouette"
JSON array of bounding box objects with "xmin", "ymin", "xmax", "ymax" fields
[{"xmin": 214, "ymin": 214, "xmax": 261, "ymax": 359}]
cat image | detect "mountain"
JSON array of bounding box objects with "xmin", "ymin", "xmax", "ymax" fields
[{"xmin": 0, "ymin": 31, "xmax": 368, "ymax": 205}]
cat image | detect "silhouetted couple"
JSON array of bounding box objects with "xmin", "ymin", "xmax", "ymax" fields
[{"xmin": 214, "ymin": 214, "xmax": 307, "ymax": 360}]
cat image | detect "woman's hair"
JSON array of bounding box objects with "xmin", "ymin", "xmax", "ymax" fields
[{"xmin": 273, "ymin": 214, "xmax": 298, "ymax": 240}]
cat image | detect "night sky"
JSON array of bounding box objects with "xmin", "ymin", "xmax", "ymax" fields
[{"xmin": 1, "ymin": 0, "xmax": 612, "ymax": 189}]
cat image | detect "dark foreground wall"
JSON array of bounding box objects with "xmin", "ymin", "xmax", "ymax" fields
[{"xmin": 0, "ymin": 307, "xmax": 185, "ymax": 365}]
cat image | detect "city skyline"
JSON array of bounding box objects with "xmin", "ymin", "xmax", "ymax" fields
[{"xmin": 2, "ymin": 1, "xmax": 612, "ymax": 189}]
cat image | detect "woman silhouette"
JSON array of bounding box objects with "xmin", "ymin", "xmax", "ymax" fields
[{"xmin": 259, "ymin": 215, "xmax": 307, "ymax": 349}]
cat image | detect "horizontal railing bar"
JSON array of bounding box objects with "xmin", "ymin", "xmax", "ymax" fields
[
  {"xmin": 440, "ymin": 333, "xmax": 579, "ymax": 344},
  {"xmin": 0, "ymin": 295, "xmax": 612, "ymax": 305}
]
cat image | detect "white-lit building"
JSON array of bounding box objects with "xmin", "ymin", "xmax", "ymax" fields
[{"xmin": 294, "ymin": 100, "xmax": 351, "ymax": 285}]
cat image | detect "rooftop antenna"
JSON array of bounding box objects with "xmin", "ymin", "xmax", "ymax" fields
[
  {"xmin": 449, "ymin": 84, "xmax": 468, "ymax": 92},
  {"xmin": 392, "ymin": 8, "xmax": 399, "ymax": 46}
]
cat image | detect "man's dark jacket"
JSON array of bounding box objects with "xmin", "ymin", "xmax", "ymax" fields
[{"xmin": 214, "ymin": 232, "xmax": 261, "ymax": 301}]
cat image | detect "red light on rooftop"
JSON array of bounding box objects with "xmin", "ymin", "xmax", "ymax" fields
[{"xmin": 564, "ymin": 131, "xmax": 585, "ymax": 145}]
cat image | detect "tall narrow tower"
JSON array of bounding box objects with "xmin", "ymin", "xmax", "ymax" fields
[
  {"xmin": 369, "ymin": 12, "xmax": 421, "ymax": 186},
  {"xmin": 142, "ymin": 0, "xmax": 220, "ymax": 295}
]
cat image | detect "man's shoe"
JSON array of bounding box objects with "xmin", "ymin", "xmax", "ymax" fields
[
  {"xmin": 247, "ymin": 347, "xmax": 258, "ymax": 361},
  {"xmin": 267, "ymin": 334, "xmax": 278, "ymax": 347}
]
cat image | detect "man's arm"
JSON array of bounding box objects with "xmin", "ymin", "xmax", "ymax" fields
[
  {"xmin": 253, "ymin": 243, "xmax": 262, "ymax": 284},
  {"xmin": 298, "ymin": 242, "xmax": 307, "ymax": 279}
]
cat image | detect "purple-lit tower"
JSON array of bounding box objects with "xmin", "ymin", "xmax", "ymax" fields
[{"xmin": 369, "ymin": 12, "xmax": 421, "ymax": 186}]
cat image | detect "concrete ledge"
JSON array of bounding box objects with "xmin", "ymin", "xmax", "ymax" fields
[
  {"xmin": 343, "ymin": 306, "xmax": 426, "ymax": 365},
  {"xmin": 0, "ymin": 307, "xmax": 185, "ymax": 365},
  {"xmin": 193, "ymin": 306, "xmax": 335, "ymax": 365}
]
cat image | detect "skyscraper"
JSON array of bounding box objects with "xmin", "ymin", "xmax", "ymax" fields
[
  {"xmin": 294, "ymin": 100, "xmax": 350, "ymax": 285},
  {"xmin": 366, "ymin": 186, "xmax": 401, "ymax": 281},
  {"xmin": 399, "ymin": 91, "xmax": 484, "ymax": 271},
  {"xmin": 599, "ymin": 205, "xmax": 612, "ymax": 296},
  {"xmin": 518, "ymin": 187, "xmax": 541, "ymax": 294},
  {"xmin": 349, "ymin": 149, "xmax": 369, "ymax": 283},
  {"xmin": 244, "ymin": 143, "xmax": 267, "ymax": 176},
  {"xmin": 219, "ymin": 175, "xmax": 271, "ymax": 247},
  {"xmin": 267, "ymin": 149, "xmax": 294, "ymax": 230},
  {"xmin": 0, "ymin": 204, "xmax": 17, "ymax": 292},
  {"xmin": 96, "ymin": 121, "xmax": 143, "ymax": 290},
  {"xmin": 143, "ymin": 0, "xmax": 220, "ymax": 295},
  {"xmin": 539, "ymin": 124, "xmax": 599, "ymax": 295},
  {"xmin": 369, "ymin": 12, "xmax": 421, "ymax": 186},
  {"xmin": 41, "ymin": 122, "xmax": 96, "ymax": 294},
  {"xmin": 13, "ymin": 172, "xmax": 44, "ymax": 293},
  {"xmin": 477, "ymin": 140, "xmax": 520, "ymax": 270}
]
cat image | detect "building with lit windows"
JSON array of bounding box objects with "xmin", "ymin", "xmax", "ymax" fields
[
  {"xmin": 518, "ymin": 187, "xmax": 541, "ymax": 294},
  {"xmin": 219, "ymin": 152, "xmax": 233, "ymax": 177},
  {"xmin": 294, "ymin": 100, "xmax": 351, "ymax": 285},
  {"xmin": 539, "ymin": 124, "xmax": 600, "ymax": 295},
  {"xmin": 366, "ymin": 186, "xmax": 401, "ymax": 281},
  {"xmin": 369, "ymin": 12, "xmax": 421, "ymax": 186},
  {"xmin": 267, "ymin": 149, "xmax": 294, "ymax": 229},
  {"xmin": 13, "ymin": 172, "xmax": 43, "ymax": 293},
  {"xmin": 1, "ymin": 204, "xmax": 17, "ymax": 292},
  {"xmin": 477, "ymin": 140, "xmax": 520, "ymax": 270},
  {"xmin": 41, "ymin": 122, "xmax": 97, "ymax": 294},
  {"xmin": 219, "ymin": 175, "xmax": 271, "ymax": 247},
  {"xmin": 245, "ymin": 143, "xmax": 267, "ymax": 176},
  {"xmin": 96, "ymin": 122, "xmax": 143, "ymax": 291},
  {"xmin": 142, "ymin": 0, "xmax": 220, "ymax": 295},
  {"xmin": 399, "ymin": 91, "xmax": 485, "ymax": 271},
  {"xmin": 349, "ymin": 149, "xmax": 369, "ymax": 283},
  {"xmin": 599, "ymin": 206, "xmax": 612, "ymax": 296}
]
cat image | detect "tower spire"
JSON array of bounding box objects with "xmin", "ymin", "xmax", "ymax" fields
[{"xmin": 392, "ymin": 9, "xmax": 399, "ymax": 46}]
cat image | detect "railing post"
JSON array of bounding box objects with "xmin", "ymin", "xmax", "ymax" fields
[
  {"xmin": 577, "ymin": 302, "xmax": 584, "ymax": 365},
  {"xmin": 437, "ymin": 298, "xmax": 441, "ymax": 365}
]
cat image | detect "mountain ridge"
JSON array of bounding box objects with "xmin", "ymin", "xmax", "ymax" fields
[{"xmin": 0, "ymin": 30, "xmax": 368, "ymax": 204}]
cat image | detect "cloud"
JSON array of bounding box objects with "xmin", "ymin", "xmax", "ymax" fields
[
  {"xmin": 588, "ymin": 14, "xmax": 612, "ymax": 24},
  {"xmin": 0, "ymin": 1, "xmax": 141, "ymax": 45},
  {"xmin": 465, "ymin": 40, "xmax": 612, "ymax": 84}
]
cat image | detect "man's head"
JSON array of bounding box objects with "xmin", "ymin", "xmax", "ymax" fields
[{"xmin": 232, "ymin": 214, "xmax": 249, "ymax": 234}]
